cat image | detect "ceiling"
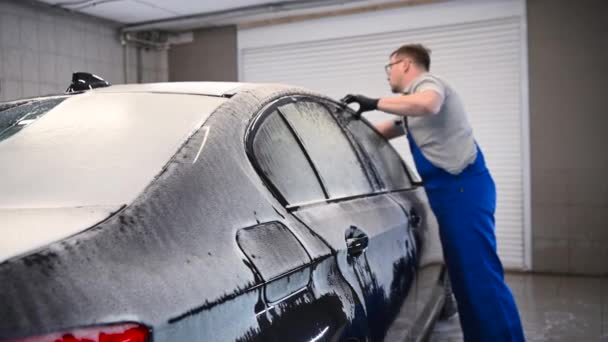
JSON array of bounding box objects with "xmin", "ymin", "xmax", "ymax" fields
[{"xmin": 36, "ymin": 0, "xmax": 434, "ymax": 31}]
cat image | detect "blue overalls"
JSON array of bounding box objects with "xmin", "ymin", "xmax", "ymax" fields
[{"xmin": 407, "ymin": 134, "xmax": 525, "ymax": 341}]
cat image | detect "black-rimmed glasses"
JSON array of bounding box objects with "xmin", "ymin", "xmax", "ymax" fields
[{"xmin": 384, "ymin": 59, "xmax": 404, "ymax": 74}]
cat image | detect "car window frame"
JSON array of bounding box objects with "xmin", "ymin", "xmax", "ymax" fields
[
  {"xmin": 277, "ymin": 99, "xmax": 376, "ymax": 199},
  {"xmin": 325, "ymin": 101, "xmax": 422, "ymax": 189},
  {"xmin": 246, "ymin": 95, "xmax": 420, "ymax": 212},
  {"xmin": 246, "ymin": 96, "xmax": 328, "ymax": 208}
]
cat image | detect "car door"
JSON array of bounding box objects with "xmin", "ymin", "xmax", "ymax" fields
[
  {"xmin": 246, "ymin": 107, "xmax": 369, "ymax": 341},
  {"xmin": 272, "ymin": 97, "xmax": 419, "ymax": 341},
  {"xmin": 334, "ymin": 105, "xmax": 447, "ymax": 341}
]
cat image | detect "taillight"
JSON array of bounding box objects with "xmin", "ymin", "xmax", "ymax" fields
[{"xmin": 7, "ymin": 323, "xmax": 149, "ymax": 342}]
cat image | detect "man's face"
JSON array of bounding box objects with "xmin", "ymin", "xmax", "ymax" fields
[{"xmin": 386, "ymin": 54, "xmax": 409, "ymax": 93}]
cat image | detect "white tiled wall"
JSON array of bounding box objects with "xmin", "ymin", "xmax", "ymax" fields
[{"xmin": 0, "ymin": 0, "xmax": 168, "ymax": 101}]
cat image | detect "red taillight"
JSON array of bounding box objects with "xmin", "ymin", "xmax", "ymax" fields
[{"xmin": 8, "ymin": 323, "xmax": 149, "ymax": 342}]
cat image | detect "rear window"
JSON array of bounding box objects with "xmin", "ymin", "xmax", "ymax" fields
[
  {"xmin": 0, "ymin": 98, "xmax": 66, "ymax": 143},
  {"xmin": 0, "ymin": 93, "xmax": 226, "ymax": 209}
]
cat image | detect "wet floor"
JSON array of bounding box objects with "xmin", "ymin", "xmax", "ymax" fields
[{"xmin": 428, "ymin": 273, "xmax": 608, "ymax": 341}]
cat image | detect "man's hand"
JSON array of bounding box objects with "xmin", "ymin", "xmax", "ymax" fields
[{"xmin": 340, "ymin": 94, "xmax": 379, "ymax": 117}]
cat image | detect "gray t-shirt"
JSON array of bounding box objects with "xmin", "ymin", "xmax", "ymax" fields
[{"xmin": 404, "ymin": 73, "xmax": 477, "ymax": 175}]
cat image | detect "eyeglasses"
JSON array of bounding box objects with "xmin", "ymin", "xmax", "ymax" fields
[{"xmin": 384, "ymin": 59, "xmax": 406, "ymax": 74}]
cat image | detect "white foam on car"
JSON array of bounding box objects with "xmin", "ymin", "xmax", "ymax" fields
[
  {"xmin": 0, "ymin": 206, "xmax": 119, "ymax": 263},
  {"xmin": 0, "ymin": 91, "xmax": 227, "ymax": 263}
]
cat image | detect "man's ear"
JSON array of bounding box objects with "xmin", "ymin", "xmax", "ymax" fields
[{"xmin": 403, "ymin": 60, "xmax": 411, "ymax": 74}]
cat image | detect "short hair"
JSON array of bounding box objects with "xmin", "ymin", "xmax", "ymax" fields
[{"xmin": 390, "ymin": 44, "xmax": 431, "ymax": 71}]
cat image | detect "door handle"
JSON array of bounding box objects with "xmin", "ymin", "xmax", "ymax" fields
[
  {"xmin": 345, "ymin": 225, "xmax": 369, "ymax": 257},
  {"xmin": 409, "ymin": 208, "xmax": 421, "ymax": 228}
]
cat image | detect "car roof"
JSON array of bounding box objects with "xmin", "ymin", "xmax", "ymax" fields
[
  {"xmin": 0, "ymin": 82, "xmax": 300, "ymax": 106},
  {"xmin": 90, "ymin": 82, "xmax": 255, "ymax": 97}
]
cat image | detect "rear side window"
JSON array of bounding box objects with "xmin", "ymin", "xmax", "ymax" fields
[
  {"xmin": 279, "ymin": 101, "xmax": 372, "ymax": 199},
  {"xmin": 252, "ymin": 110, "xmax": 325, "ymax": 205},
  {"xmin": 0, "ymin": 98, "xmax": 66, "ymax": 143},
  {"xmin": 346, "ymin": 119, "xmax": 412, "ymax": 190}
]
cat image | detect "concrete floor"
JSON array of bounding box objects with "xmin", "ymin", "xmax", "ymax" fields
[{"xmin": 428, "ymin": 273, "xmax": 608, "ymax": 341}]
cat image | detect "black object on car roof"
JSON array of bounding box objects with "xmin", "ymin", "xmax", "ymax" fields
[{"xmin": 66, "ymin": 72, "xmax": 111, "ymax": 93}]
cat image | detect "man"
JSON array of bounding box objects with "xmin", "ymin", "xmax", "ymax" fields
[{"xmin": 342, "ymin": 44, "xmax": 525, "ymax": 341}]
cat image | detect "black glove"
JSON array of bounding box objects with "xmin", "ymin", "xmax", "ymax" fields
[{"xmin": 340, "ymin": 94, "xmax": 379, "ymax": 117}]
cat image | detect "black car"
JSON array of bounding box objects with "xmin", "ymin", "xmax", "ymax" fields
[{"xmin": 0, "ymin": 81, "xmax": 450, "ymax": 342}]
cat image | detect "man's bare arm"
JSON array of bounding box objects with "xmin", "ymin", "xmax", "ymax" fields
[{"xmin": 374, "ymin": 120, "xmax": 405, "ymax": 140}]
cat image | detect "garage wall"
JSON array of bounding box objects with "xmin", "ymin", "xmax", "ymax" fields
[
  {"xmin": 528, "ymin": 0, "xmax": 608, "ymax": 275},
  {"xmin": 0, "ymin": 0, "xmax": 167, "ymax": 102},
  {"xmin": 169, "ymin": 26, "xmax": 237, "ymax": 82}
]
